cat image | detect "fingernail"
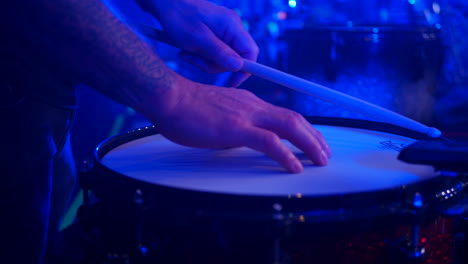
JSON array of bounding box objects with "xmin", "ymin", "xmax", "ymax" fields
[
  {"xmin": 291, "ymin": 160, "xmax": 303, "ymax": 173},
  {"xmin": 226, "ymin": 56, "xmax": 242, "ymax": 71},
  {"xmin": 320, "ymin": 150, "xmax": 328, "ymax": 165}
]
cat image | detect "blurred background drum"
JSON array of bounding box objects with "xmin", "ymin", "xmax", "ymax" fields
[
  {"xmin": 234, "ymin": 0, "xmax": 444, "ymax": 126},
  {"xmin": 284, "ymin": 25, "xmax": 443, "ymax": 125}
]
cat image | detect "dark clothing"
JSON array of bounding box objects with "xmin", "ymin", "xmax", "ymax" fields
[{"xmin": 1, "ymin": 12, "xmax": 77, "ymax": 263}]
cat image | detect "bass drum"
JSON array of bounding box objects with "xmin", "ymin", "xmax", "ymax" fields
[{"xmin": 86, "ymin": 117, "xmax": 467, "ymax": 264}]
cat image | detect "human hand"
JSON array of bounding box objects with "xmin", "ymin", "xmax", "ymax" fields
[
  {"xmin": 138, "ymin": 76, "xmax": 332, "ymax": 173},
  {"xmin": 136, "ymin": 0, "xmax": 258, "ymax": 87}
]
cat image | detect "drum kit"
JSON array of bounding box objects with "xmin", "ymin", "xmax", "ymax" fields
[{"xmin": 77, "ymin": 116, "xmax": 468, "ymax": 264}]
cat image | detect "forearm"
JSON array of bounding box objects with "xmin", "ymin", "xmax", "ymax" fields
[{"xmin": 17, "ymin": 0, "xmax": 178, "ymax": 114}]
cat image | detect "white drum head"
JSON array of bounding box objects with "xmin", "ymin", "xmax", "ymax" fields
[{"xmin": 101, "ymin": 125, "xmax": 439, "ymax": 196}]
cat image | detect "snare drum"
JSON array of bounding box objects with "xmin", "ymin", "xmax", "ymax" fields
[{"xmin": 86, "ymin": 117, "xmax": 466, "ymax": 264}]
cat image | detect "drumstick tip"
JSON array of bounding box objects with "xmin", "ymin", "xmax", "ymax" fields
[{"xmin": 427, "ymin": 127, "xmax": 442, "ymax": 138}]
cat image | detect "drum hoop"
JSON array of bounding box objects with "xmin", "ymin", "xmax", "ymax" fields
[
  {"xmin": 95, "ymin": 116, "xmax": 428, "ymax": 160},
  {"xmin": 92, "ymin": 117, "xmax": 462, "ymax": 222}
]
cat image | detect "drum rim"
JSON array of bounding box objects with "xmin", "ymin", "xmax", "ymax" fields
[
  {"xmin": 95, "ymin": 116, "xmax": 428, "ymax": 160},
  {"xmin": 91, "ymin": 117, "xmax": 458, "ymax": 222}
]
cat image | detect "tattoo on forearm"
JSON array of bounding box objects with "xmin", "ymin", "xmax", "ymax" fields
[{"xmin": 29, "ymin": 0, "xmax": 171, "ymax": 105}]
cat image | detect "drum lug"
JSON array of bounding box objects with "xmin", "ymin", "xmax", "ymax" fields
[
  {"xmin": 78, "ymin": 160, "xmax": 94, "ymax": 206},
  {"xmin": 78, "ymin": 160, "xmax": 95, "ymax": 233},
  {"xmin": 390, "ymin": 239, "xmax": 426, "ymax": 264}
]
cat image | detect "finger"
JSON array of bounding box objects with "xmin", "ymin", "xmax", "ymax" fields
[
  {"xmin": 299, "ymin": 117, "xmax": 332, "ymax": 157},
  {"xmin": 179, "ymin": 51, "xmax": 224, "ymax": 74},
  {"xmin": 238, "ymin": 126, "xmax": 303, "ymax": 173},
  {"xmin": 224, "ymin": 24, "xmax": 259, "ymax": 63},
  {"xmin": 206, "ymin": 9, "xmax": 259, "ymax": 62},
  {"xmin": 255, "ymin": 109, "xmax": 329, "ymax": 166},
  {"xmin": 185, "ymin": 26, "xmax": 244, "ymax": 72},
  {"xmin": 178, "ymin": 52, "xmax": 251, "ymax": 86},
  {"xmin": 229, "ymin": 71, "xmax": 251, "ymax": 87}
]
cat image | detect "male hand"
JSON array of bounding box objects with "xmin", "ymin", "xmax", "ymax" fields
[
  {"xmin": 136, "ymin": 0, "xmax": 258, "ymax": 87},
  {"xmin": 138, "ymin": 76, "xmax": 332, "ymax": 173}
]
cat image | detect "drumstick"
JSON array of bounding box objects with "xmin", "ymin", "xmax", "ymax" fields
[
  {"xmin": 135, "ymin": 24, "xmax": 442, "ymax": 138},
  {"xmin": 241, "ymin": 60, "xmax": 442, "ymax": 138}
]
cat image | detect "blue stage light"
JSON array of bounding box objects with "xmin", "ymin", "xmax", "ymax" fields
[{"xmin": 288, "ymin": 0, "xmax": 297, "ymax": 8}]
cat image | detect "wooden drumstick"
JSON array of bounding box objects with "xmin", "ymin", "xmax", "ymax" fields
[
  {"xmin": 134, "ymin": 24, "xmax": 441, "ymax": 138},
  {"xmin": 242, "ymin": 59, "xmax": 442, "ymax": 138}
]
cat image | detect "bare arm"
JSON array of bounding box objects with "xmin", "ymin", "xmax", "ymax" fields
[{"xmin": 14, "ymin": 0, "xmax": 178, "ymax": 115}]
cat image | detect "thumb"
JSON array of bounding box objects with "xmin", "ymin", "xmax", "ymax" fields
[{"xmin": 187, "ymin": 27, "xmax": 243, "ymax": 72}]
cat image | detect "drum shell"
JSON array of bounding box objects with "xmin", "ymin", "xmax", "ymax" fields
[{"xmin": 88, "ymin": 168, "xmax": 459, "ymax": 264}]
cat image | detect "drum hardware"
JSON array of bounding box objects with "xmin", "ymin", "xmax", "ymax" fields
[
  {"xmin": 271, "ymin": 202, "xmax": 292, "ymax": 264},
  {"xmin": 272, "ymin": 202, "xmax": 282, "ymax": 264},
  {"xmin": 433, "ymin": 173, "xmax": 468, "ymax": 264},
  {"xmin": 444, "ymin": 174, "xmax": 468, "ymax": 264},
  {"xmin": 133, "ymin": 188, "xmax": 150, "ymax": 262},
  {"xmin": 76, "ymin": 160, "xmax": 101, "ymax": 264},
  {"xmin": 406, "ymin": 193, "xmax": 426, "ymax": 262},
  {"xmin": 76, "ymin": 159, "xmax": 94, "ymax": 252},
  {"xmin": 78, "ymin": 160, "xmax": 94, "ymax": 210},
  {"xmin": 75, "ymin": 160, "xmax": 137, "ymax": 264}
]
